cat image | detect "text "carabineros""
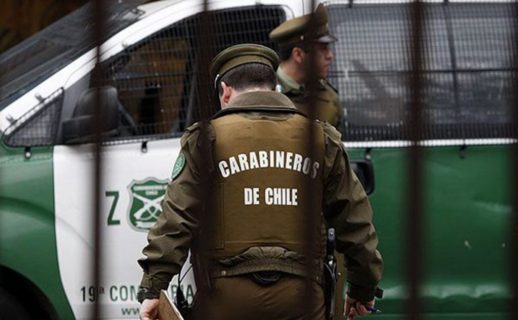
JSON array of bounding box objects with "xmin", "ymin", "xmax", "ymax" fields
[{"xmin": 218, "ymin": 150, "xmax": 320, "ymax": 179}]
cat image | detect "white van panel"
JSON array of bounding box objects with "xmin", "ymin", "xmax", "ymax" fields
[{"xmin": 54, "ymin": 138, "xmax": 196, "ymax": 318}]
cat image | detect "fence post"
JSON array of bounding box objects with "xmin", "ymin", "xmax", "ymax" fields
[
  {"xmin": 406, "ymin": 1, "xmax": 425, "ymax": 319},
  {"xmin": 91, "ymin": 0, "xmax": 105, "ymax": 318},
  {"xmin": 509, "ymin": 3, "xmax": 518, "ymax": 319}
]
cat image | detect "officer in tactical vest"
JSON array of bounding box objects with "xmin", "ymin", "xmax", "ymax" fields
[
  {"xmin": 137, "ymin": 44, "xmax": 382, "ymax": 320},
  {"xmin": 269, "ymin": 4, "xmax": 345, "ymax": 133},
  {"xmin": 270, "ymin": 4, "xmax": 350, "ymax": 316}
]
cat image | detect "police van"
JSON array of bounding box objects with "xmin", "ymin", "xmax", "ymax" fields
[{"xmin": 0, "ymin": 0, "xmax": 513, "ymax": 319}]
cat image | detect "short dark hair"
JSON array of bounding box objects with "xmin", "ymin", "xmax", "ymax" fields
[
  {"xmin": 278, "ymin": 43, "xmax": 310, "ymax": 61},
  {"xmin": 278, "ymin": 44, "xmax": 296, "ymax": 61},
  {"xmin": 217, "ymin": 63, "xmax": 277, "ymax": 95}
]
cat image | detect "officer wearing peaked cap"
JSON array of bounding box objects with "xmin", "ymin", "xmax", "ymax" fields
[
  {"xmin": 137, "ymin": 44, "xmax": 382, "ymax": 320},
  {"xmin": 210, "ymin": 44, "xmax": 279, "ymax": 81},
  {"xmin": 271, "ymin": 4, "xmax": 350, "ymax": 317},
  {"xmin": 270, "ymin": 3, "xmax": 345, "ymax": 133}
]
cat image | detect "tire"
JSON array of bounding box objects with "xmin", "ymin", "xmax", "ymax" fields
[{"xmin": 0, "ymin": 288, "xmax": 32, "ymax": 320}]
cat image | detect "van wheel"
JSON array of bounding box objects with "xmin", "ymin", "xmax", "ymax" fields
[{"xmin": 0, "ymin": 288, "xmax": 31, "ymax": 320}]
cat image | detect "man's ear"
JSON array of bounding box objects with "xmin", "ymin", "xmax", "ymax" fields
[
  {"xmin": 221, "ymin": 81, "xmax": 232, "ymax": 104},
  {"xmin": 292, "ymin": 47, "xmax": 306, "ymax": 65}
]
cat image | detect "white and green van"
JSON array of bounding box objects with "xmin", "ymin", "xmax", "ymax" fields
[{"xmin": 0, "ymin": 0, "xmax": 514, "ymax": 319}]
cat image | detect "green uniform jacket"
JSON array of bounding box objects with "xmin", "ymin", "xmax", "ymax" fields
[
  {"xmin": 276, "ymin": 67, "xmax": 345, "ymax": 133},
  {"xmin": 138, "ymin": 91, "xmax": 382, "ymax": 301}
]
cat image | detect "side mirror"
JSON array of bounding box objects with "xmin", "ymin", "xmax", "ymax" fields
[
  {"xmin": 62, "ymin": 87, "xmax": 120, "ymax": 144},
  {"xmin": 350, "ymin": 160, "xmax": 375, "ymax": 195}
]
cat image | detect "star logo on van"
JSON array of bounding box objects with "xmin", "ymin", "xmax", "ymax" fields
[{"xmin": 127, "ymin": 178, "xmax": 168, "ymax": 231}]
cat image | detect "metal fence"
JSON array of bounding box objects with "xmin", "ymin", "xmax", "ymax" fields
[{"xmin": 0, "ymin": 0, "xmax": 517, "ymax": 319}]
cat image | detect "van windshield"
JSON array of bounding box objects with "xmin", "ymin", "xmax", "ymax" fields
[{"xmin": 0, "ymin": 1, "xmax": 145, "ymax": 110}]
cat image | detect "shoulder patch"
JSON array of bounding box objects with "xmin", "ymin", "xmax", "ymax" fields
[{"xmin": 171, "ymin": 152, "xmax": 186, "ymax": 180}]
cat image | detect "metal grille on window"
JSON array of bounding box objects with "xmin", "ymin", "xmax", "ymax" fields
[
  {"xmin": 99, "ymin": 6, "xmax": 285, "ymax": 142},
  {"xmin": 329, "ymin": 3, "xmax": 515, "ymax": 142},
  {"xmin": 3, "ymin": 88, "xmax": 64, "ymax": 147},
  {"xmin": 0, "ymin": 3, "xmax": 141, "ymax": 110}
]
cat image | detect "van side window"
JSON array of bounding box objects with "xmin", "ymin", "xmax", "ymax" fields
[
  {"xmin": 3, "ymin": 89, "xmax": 64, "ymax": 147},
  {"xmin": 328, "ymin": 3, "xmax": 515, "ymax": 141},
  {"xmin": 98, "ymin": 6, "xmax": 285, "ymax": 141}
]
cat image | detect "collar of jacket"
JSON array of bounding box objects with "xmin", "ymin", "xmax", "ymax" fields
[
  {"xmin": 227, "ymin": 90, "xmax": 296, "ymax": 108},
  {"xmin": 213, "ymin": 91, "xmax": 305, "ymax": 119},
  {"xmin": 277, "ymin": 66, "xmax": 304, "ymax": 94},
  {"xmin": 277, "ymin": 66, "xmax": 327, "ymax": 95}
]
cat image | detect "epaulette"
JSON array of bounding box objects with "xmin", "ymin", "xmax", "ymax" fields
[
  {"xmin": 180, "ymin": 124, "xmax": 198, "ymax": 147},
  {"xmin": 181, "ymin": 121, "xmax": 209, "ymax": 143},
  {"xmin": 180, "ymin": 121, "xmax": 215, "ymax": 174},
  {"xmin": 185, "ymin": 121, "xmax": 202, "ymax": 134},
  {"xmin": 181, "ymin": 122, "xmax": 208, "ymax": 154},
  {"xmin": 320, "ymin": 120, "xmax": 342, "ymax": 144},
  {"xmin": 321, "ymin": 79, "xmax": 339, "ymax": 94}
]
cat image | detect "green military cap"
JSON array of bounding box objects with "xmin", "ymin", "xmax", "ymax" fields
[
  {"xmin": 269, "ymin": 4, "xmax": 337, "ymax": 48},
  {"xmin": 210, "ymin": 43, "xmax": 279, "ymax": 84}
]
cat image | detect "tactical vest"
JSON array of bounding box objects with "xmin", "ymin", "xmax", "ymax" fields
[{"xmin": 207, "ymin": 107, "xmax": 326, "ymax": 266}]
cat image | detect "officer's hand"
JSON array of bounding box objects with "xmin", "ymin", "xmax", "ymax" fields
[
  {"xmin": 344, "ymin": 296, "xmax": 374, "ymax": 320},
  {"xmin": 140, "ymin": 298, "xmax": 159, "ymax": 320}
]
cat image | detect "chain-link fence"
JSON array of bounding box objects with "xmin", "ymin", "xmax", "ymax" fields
[{"xmin": 0, "ymin": 0, "xmax": 517, "ymax": 319}]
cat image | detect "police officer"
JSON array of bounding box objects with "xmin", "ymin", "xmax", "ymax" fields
[
  {"xmin": 137, "ymin": 44, "xmax": 382, "ymax": 320},
  {"xmin": 270, "ymin": 5, "xmax": 350, "ymax": 316},
  {"xmin": 269, "ymin": 3, "xmax": 345, "ymax": 132}
]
